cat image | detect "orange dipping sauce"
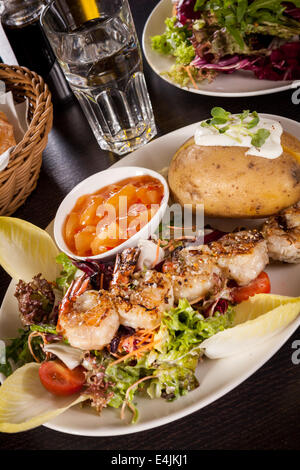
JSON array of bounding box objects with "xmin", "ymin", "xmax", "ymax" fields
[{"xmin": 63, "ymin": 175, "xmax": 164, "ymax": 257}]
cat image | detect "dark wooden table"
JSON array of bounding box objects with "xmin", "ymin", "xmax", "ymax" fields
[{"xmin": 1, "ymin": 0, "xmax": 300, "ymax": 451}]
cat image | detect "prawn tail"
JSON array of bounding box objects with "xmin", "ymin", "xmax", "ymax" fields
[
  {"xmin": 58, "ymin": 273, "xmax": 90, "ymax": 327},
  {"xmin": 110, "ymin": 247, "xmax": 140, "ymax": 287}
]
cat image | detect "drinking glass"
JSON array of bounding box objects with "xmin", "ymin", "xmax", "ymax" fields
[{"xmin": 41, "ymin": 0, "xmax": 157, "ymax": 155}]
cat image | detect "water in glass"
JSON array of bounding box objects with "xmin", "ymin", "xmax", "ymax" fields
[{"xmin": 43, "ymin": 5, "xmax": 157, "ymax": 155}]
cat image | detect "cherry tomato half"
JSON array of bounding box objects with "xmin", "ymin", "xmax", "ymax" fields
[
  {"xmin": 39, "ymin": 360, "xmax": 86, "ymax": 396},
  {"xmin": 232, "ymin": 271, "xmax": 271, "ymax": 304}
]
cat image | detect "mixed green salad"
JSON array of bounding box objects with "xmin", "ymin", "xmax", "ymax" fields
[
  {"xmin": 0, "ymin": 252, "xmax": 234, "ymax": 423},
  {"xmin": 151, "ymin": 0, "xmax": 300, "ymax": 87}
]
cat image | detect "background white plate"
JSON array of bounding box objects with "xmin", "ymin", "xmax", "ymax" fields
[
  {"xmin": 142, "ymin": 0, "xmax": 298, "ymax": 97},
  {"xmin": 1, "ymin": 114, "xmax": 300, "ymax": 436}
]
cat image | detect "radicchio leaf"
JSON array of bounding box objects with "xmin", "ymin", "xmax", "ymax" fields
[
  {"xmin": 191, "ymin": 41, "xmax": 300, "ymax": 80},
  {"xmin": 244, "ymin": 42, "xmax": 300, "ymax": 80},
  {"xmin": 177, "ymin": 0, "xmax": 202, "ymax": 25},
  {"xmin": 283, "ymin": 2, "xmax": 300, "ymax": 21},
  {"xmin": 72, "ymin": 259, "xmax": 114, "ymax": 290},
  {"xmin": 109, "ymin": 325, "xmax": 135, "ymax": 353},
  {"xmin": 213, "ymin": 298, "xmax": 229, "ymax": 315}
]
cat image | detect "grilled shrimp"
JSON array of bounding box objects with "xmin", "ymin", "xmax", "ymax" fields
[
  {"xmin": 208, "ymin": 230, "xmax": 269, "ymax": 286},
  {"xmin": 162, "ymin": 230, "xmax": 269, "ymax": 302},
  {"xmin": 262, "ymin": 202, "xmax": 300, "ymax": 263},
  {"xmin": 57, "ymin": 274, "xmax": 120, "ymax": 350},
  {"xmin": 162, "ymin": 246, "xmax": 224, "ymax": 304},
  {"xmin": 110, "ymin": 248, "xmax": 174, "ymax": 330}
]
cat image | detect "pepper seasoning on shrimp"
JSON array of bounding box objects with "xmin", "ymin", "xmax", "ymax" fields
[
  {"xmin": 208, "ymin": 229, "xmax": 269, "ymax": 286},
  {"xmin": 110, "ymin": 248, "xmax": 174, "ymax": 330},
  {"xmin": 57, "ymin": 274, "xmax": 120, "ymax": 350},
  {"xmin": 162, "ymin": 229, "xmax": 269, "ymax": 304},
  {"xmin": 162, "ymin": 245, "xmax": 224, "ymax": 304},
  {"xmin": 262, "ymin": 202, "xmax": 300, "ymax": 263}
]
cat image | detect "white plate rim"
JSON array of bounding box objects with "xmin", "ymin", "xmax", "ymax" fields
[
  {"xmin": 44, "ymin": 317, "xmax": 300, "ymax": 436},
  {"xmin": 142, "ymin": 0, "xmax": 299, "ymax": 97},
  {"xmin": 1, "ymin": 113, "xmax": 300, "ymax": 436}
]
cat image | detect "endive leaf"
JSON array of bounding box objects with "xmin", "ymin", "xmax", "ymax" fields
[
  {"xmin": 201, "ymin": 294, "xmax": 300, "ymax": 359},
  {"xmin": 0, "ymin": 363, "xmax": 87, "ymax": 433},
  {"xmin": 0, "ymin": 217, "xmax": 59, "ymax": 282},
  {"xmin": 43, "ymin": 343, "xmax": 84, "ymax": 370}
]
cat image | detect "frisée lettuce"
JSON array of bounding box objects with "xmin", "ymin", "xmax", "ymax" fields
[{"xmin": 151, "ymin": 16, "xmax": 194, "ymax": 63}]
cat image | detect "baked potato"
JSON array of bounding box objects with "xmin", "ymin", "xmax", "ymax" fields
[{"xmin": 168, "ymin": 131, "xmax": 300, "ymax": 218}]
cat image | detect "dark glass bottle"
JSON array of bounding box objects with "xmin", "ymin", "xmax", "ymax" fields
[{"xmin": 1, "ymin": 0, "xmax": 72, "ymax": 102}]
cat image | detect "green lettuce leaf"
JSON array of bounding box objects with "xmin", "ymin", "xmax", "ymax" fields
[
  {"xmin": 173, "ymin": 42, "xmax": 196, "ymax": 65},
  {"xmin": 155, "ymin": 298, "xmax": 234, "ymax": 362},
  {"xmin": 0, "ymin": 324, "xmax": 59, "ymax": 378},
  {"xmin": 106, "ymin": 355, "xmax": 153, "ymax": 409},
  {"xmin": 0, "ymin": 328, "xmax": 43, "ymax": 377},
  {"xmin": 151, "ymin": 16, "xmax": 194, "ymax": 65},
  {"xmin": 103, "ymin": 300, "xmax": 234, "ymax": 412},
  {"xmin": 55, "ymin": 252, "xmax": 77, "ymax": 294},
  {"xmin": 146, "ymin": 299, "xmax": 234, "ymax": 400}
]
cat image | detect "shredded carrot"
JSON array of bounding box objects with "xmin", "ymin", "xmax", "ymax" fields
[
  {"xmin": 137, "ymin": 329, "xmax": 157, "ymax": 341},
  {"xmin": 184, "ymin": 66, "xmax": 199, "ymax": 90},
  {"xmin": 109, "ymin": 340, "xmax": 158, "ymax": 367},
  {"xmin": 135, "ymin": 333, "xmax": 152, "ymax": 348},
  {"xmin": 141, "ymin": 334, "xmax": 151, "ymax": 342},
  {"xmin": 110, "ymin": 327, "xmax": 158, "ymax": 360},
  {"xmin": 28, "ymin": 331, "xmax": 46, "ymax": 363},
  {"xmin": 138, "ymin": 328, "xmax": 155, "ymax": 335},
  {"xmin": 172, "ymin": 1, "xmax": 178, "ymax": 16},
  {"xmin": 127, "ymin": 335, "xmax": 134, "ymax": 352}
]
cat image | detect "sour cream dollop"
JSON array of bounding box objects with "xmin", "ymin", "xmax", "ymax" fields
[{"xmin": 194, "ymin": 114, "xmax": 283, "ymax": 159}]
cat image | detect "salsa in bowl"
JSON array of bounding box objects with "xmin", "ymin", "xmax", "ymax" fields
[{"xmin": 54, "ymin": 167, "xmax": 169, "ymax": 261}]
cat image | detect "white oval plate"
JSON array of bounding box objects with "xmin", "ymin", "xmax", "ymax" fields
[
  {"xmin": 1, "ymin": 114, "xmax": 300, "ymax": 436},
  {"xmin": 142, "ymin": 0, "xmax": 299, "ymax": 97}
]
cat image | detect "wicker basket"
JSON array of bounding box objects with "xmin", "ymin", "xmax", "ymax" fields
[{"xmin": 0, "ymin": 64, "xmax": 53, "ymax": 216}]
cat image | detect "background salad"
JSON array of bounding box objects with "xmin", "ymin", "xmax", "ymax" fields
[{"xmin": 151, "ymin": 0, "xmax": 300, "ymax": 87}]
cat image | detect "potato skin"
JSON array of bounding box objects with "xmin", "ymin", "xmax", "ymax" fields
[{"xmin": 168, "ymin": 131, "xmax": 300, "ymax": 218}]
